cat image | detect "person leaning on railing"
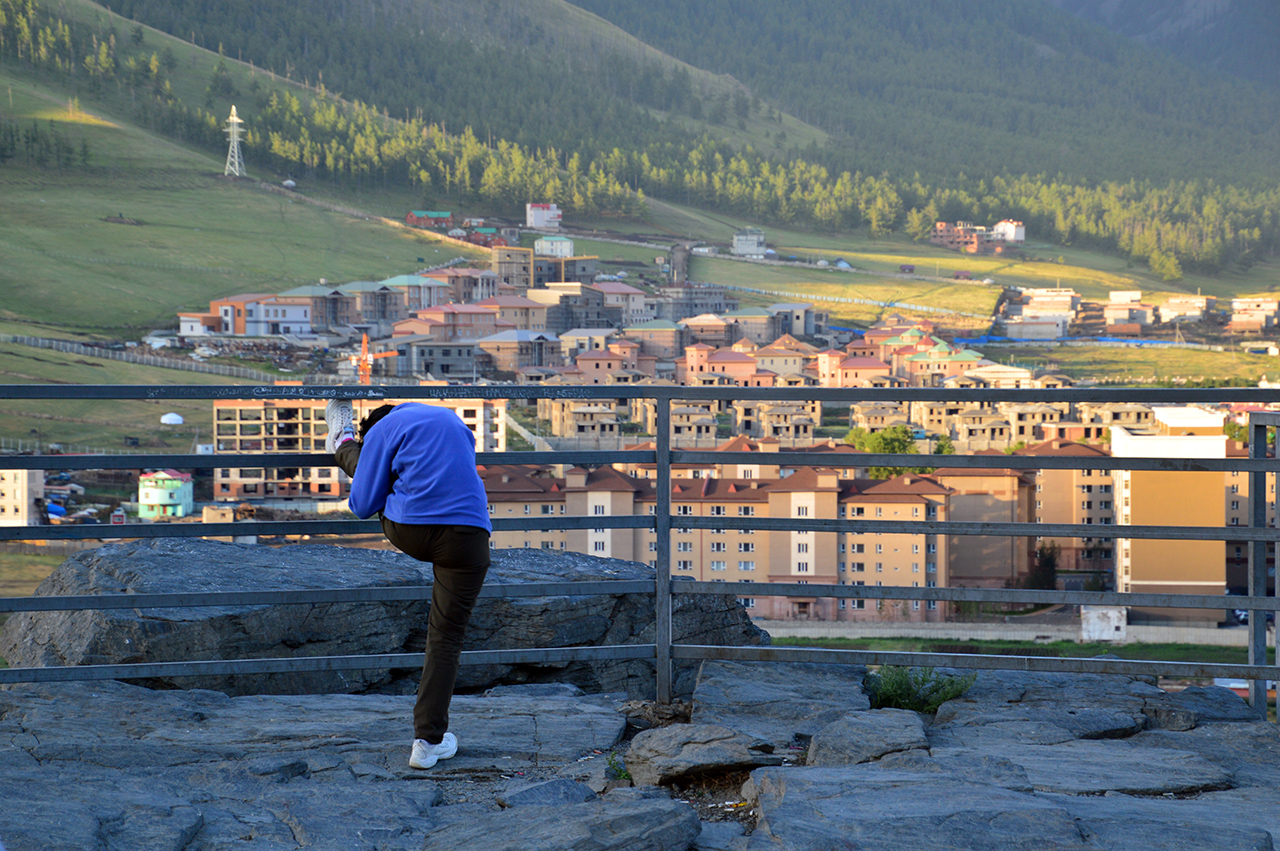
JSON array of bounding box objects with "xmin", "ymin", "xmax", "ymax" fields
[{"xmin": 325, "ymin": 399, "xmax": 492, "ymax": 771}]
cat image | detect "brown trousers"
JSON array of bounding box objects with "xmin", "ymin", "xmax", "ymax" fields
[{"xmin": 335, "ymin": 441, "xmax": 491, "ymax": 743}]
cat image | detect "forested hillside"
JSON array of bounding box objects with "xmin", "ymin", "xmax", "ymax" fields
[
  {"xmin": 1046, "ymin": 0, "xmax": 1279, "ymax": 90},
  {"xmin": 90, "ymin": 0, "xmax": 773, "ymax": 164},
  {"xmin": 3, "ymin": 0, "xmax": 1278, "ymax": 285},
  {"xmin": 572, "ymin": 0, "xmax": 1280, "ymax": 187}
]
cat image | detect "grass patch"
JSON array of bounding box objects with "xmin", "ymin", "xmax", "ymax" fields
[
  {"xmin": 0, "ymin": 340, "xmax": 254, "ymax": 450},
  {"xmin": 0, "ymin": 68, "xmax": 486, "ymax": 337},
  {"xmin": 0, "ymin": 553, "xmax": 64, "ymax": 598},
  {"xmin": 772, "ymin": 635, "xmax": 1273, "ymax": 666},
  {"xmin": 991, "ymin": 344, "xmax": 1277, "ymax": 384},
  {"xmin": 866, "ymin": 666, "xmax": 977, "ymax": 714}
]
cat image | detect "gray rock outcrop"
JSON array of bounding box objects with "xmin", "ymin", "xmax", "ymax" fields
[
  {"xmin": 3, "ymin": 658, "xmax": 1280, "ymax": 850},
  {"xmin": 0, "ymin": 539, "xmax": 768, "ymax": 699},
  {"xmin": 691, "ymin": 660, "xmax": 869, "ymax": 750},
  {"xmin": 626, "ymin": 724, "xmax": 785, "ymax": 785}
]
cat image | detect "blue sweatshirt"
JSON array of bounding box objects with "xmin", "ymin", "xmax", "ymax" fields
[{"xmin": 346, "ymin": 403, "xmax": 492, "ymax": 532}]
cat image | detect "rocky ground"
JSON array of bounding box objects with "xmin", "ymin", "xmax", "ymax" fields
[{"xmin": 3, "ymin": 660, "xmax": 1280, "ymax": 850}]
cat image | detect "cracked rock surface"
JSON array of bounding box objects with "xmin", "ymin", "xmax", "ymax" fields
[{"xmin": 4, "ymin": 663, "xmax": 1280, "ymax": 849}]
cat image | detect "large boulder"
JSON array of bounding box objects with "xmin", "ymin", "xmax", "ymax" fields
[{"xmin": 0, "ymin": 538, "xmax": 767, "ymax": 699}]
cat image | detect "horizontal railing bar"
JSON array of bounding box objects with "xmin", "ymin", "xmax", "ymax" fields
[
  {"xmin": 4, "ymin": 450, "xmax": 1276, "ymax": 475},
  {"xmin": 0, "ymin": 644, "xmax": 657, "ymax": 685},
  {"xmin": 675, "ymin": 515, "xmax": 1269, "ymax": 542},
  {"xmin": 4, "ymin": 384, "xmax": 1279, "ymax": 405},
  {"xmin": 681, "ymin": 581, "xmax": 1271, "ymax": 611},
  {"xmin": 672, "ymin": 451, "xmax": 1278, "ymax": 474},
  {"xmin": 0, "ymin": 580, "xmax": 658, "ymax": 614},
  {"xmin": 0, "ymin": 515, "xmax": 657, "ymax": 541},
  {"xmin": 1, "ymin": 514, "xmax": 1262, "ymax": 542},
  {"xmin": 0, "ymin": 520, "xmax": 380, "ymax": 541},
  {"xmin": 0, "ymin": 450, "xmax": 654, "ymax": 471},
  {"xmin": 672, "ymin": 645, "xmax": 1278, "ymax": 684},
  {"xmin": 6, "ymin": 450, "xmax": 1274, "ymax": 475}
]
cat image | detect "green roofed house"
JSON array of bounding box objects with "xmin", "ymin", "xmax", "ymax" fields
[
  {"xmin": 275, "ymin": 282, "xmax": 354, "ymax": 331},
  {"xmin": 725, "ymin": 307, "xmax": 784, "ymax": 344},
  {"xmin": 137, "ymin": 470, "xmax": 193, "ymax": 520},
  {"xmin": 406, "ymin": 210, "xmax": 454, "ymax": 228},
  {"xmin": 903, "ymin": 346, "xmax": 989, "ymax": 385}
]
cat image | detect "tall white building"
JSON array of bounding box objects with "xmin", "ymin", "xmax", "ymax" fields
[
  {"xmin": 0, "ymin": 469, "xmax": 44, "ymax": 526},
  {"xmin": 526, "ymin": 203, "xmax": 562, "ymax": 229}
]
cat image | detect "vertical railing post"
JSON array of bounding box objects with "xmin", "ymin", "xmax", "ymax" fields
[
  {"xmin": 1248, "ymin": 415, "xmax": 1269, "ymax": 718},
  {"xmin": 655, "ymin": 389, "xmax": 673, "ymax": 704}
]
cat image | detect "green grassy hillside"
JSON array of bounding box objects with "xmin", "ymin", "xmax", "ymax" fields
[{"xmin": 0, "ymin": 69, "xmax": 486, "ymax": 337}]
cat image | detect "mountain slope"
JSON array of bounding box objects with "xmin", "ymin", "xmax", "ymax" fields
[
  {"xmin": 569, "ymin": 0, "xmax": 1280, "ymax": 185},
  {"xmin": 1045, "ymin": 0, "xmax": 1279, "ymax": 89},
  {"xmin": 93, "ymin": 0, "xmax": 826, "ymax": 163}
]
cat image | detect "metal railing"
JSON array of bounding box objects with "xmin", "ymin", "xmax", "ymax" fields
[{"xmin": 1, "ymin": 383, "xmax": 1278, "ymax": 715}]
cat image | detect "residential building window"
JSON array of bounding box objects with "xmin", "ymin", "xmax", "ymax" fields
[
  {"xmin": 710, "ymin": 505, "xmax": 726, "ymax": 516},
  {"xmin": 913, "ymin": 563, "xmax": 920, "ymax": 572},
  {"xmin": 1231, "ymin": 500, "xmax": 1240, "ymax": 511},
  {"xmin": 796, "ymin": 506, "xmax": 809, "ymax": 517},
  {"xmin": 875, "ymin": 563, "xmax": 883, "ymax": 572},
  {"xmin": 875, "ymin": 544, "xmax": 883, "ymax": 554},
  {"xmin": 542, "ymin": 541, "xmax": 555, "ymax": 550},
  {"xmin": 739, "ymin": 598, "xmax": 755, "ymax": 609},
  {"xmin": 593, "ymin": 505, "xmax": 605, "ymax": 515},
  {"xmin": 850, "ymin": 543, "xmax": 865, "ymax": 553},
  {"xmin": 739, "ymin": 542, "xmax": 755, "ymax": 553},
  {"xmin": 912, "ymin": 544, "xmax": 919, "ymax": 554},
  {"xmin": 524, "ymin": 505, "xmax": 531, "ymax": 515},
  {"xmin": 850, "ymin": 562, "xmax": 865, "ymax": 572},
  {"xmin": 796, "ymin": 562, "xmax": 810, "ymax": 572},
  {"xmin": 912, "ymin": 507, "xmax": 919, "ymax": 517},
  {"xmin": 677, "ymin": 541, "xmax": 693, "ymax": 552},
  {"xmin": 926, "ymin": 562, "xmax": 936, "ymax": 573},
  {"xmin": 648, "ymin": 541, "xmax": 657, "ymax": 552},
  {"xmin": 848, "ymin": 506, "xmax": 864, "ymax": 517},
  {"xmin": 542, "ymin": 505, "xmax": 556, "ymax": 515},
  {"xmin": 738, "ymin": 561, "xmax": 755, "ymax": 571},
  {"xmin": 711, "ymin": 542, "xmax": 726, "ymax": 553},
  {"xmin": 738, "ymin": 506, "xmax": 755, "ymax": 516},
  {"xmin": 677, "ymin": 560, "xmax": 693, "ymax": 571},
  {"xmin": 875, "ymin": 507, "xmax": 883, "ymax": 517},
  {"xmin": 710, "ymin": 561, "xmax": 727, "ymax": 571},
  {"xmin": 797, "ymin": 543, "xmax": 809, "ymax": 554}
]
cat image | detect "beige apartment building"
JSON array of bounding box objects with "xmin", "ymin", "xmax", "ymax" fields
[
  {"xmin": 930, "ymin": 464, "xmax": 1036, "ymax": 588},
  {"xmin": 1111, "ymin": 407, "xmax": 1228, "ymax": 622},
  {"xmin": 212, "ymin": 389, "xmax": 506, "ymax": 503},
  {"xmin": 1018, "ymin": 439, "xmax": 1115, "ymax": 578},
  {"xmin": 481, "ymin": 456, "xmax": 953, "ymax": 622}
]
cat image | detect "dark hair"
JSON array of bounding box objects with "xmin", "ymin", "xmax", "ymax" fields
[{"xmin": 359, "ymin": 404, "xmax": 398, "ymax": 440}]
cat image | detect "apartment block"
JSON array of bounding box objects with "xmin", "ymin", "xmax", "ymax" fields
[
  {"xmin": 1111, "ymin": 407, "xmax": 1227, "ymax": 623},
  {"xmin": 0, "ymin": 469, "xmax": 44, "ymax": 526},
  {"xmin": 213, "ymin": 391, "xmax": 506, "ymax": 503},
  {"xmin": 482, "ymin": 459, "xmax": 952, "ymax": 622}
]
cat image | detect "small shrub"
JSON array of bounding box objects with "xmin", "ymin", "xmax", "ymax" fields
[
  {"xmin": 865, "ymin": 666, "xmax": 977, "ymax": 714},
  {"xmin": 606, "ymin": 751, "xmax": 631, "ymax": 782}
]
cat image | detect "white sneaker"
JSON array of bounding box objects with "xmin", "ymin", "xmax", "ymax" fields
[
  {"xmin": 409, "ymin": 732, "xmax": 457, "ymax": 770},
  {"xmin": 324, "ymin": 399, "xmax": 355, "ymax": 453}
]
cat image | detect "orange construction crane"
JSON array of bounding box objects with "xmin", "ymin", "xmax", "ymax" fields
[{"xmin": 348, "ymin": 334, "xmax": 397, "ymax": 385}]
